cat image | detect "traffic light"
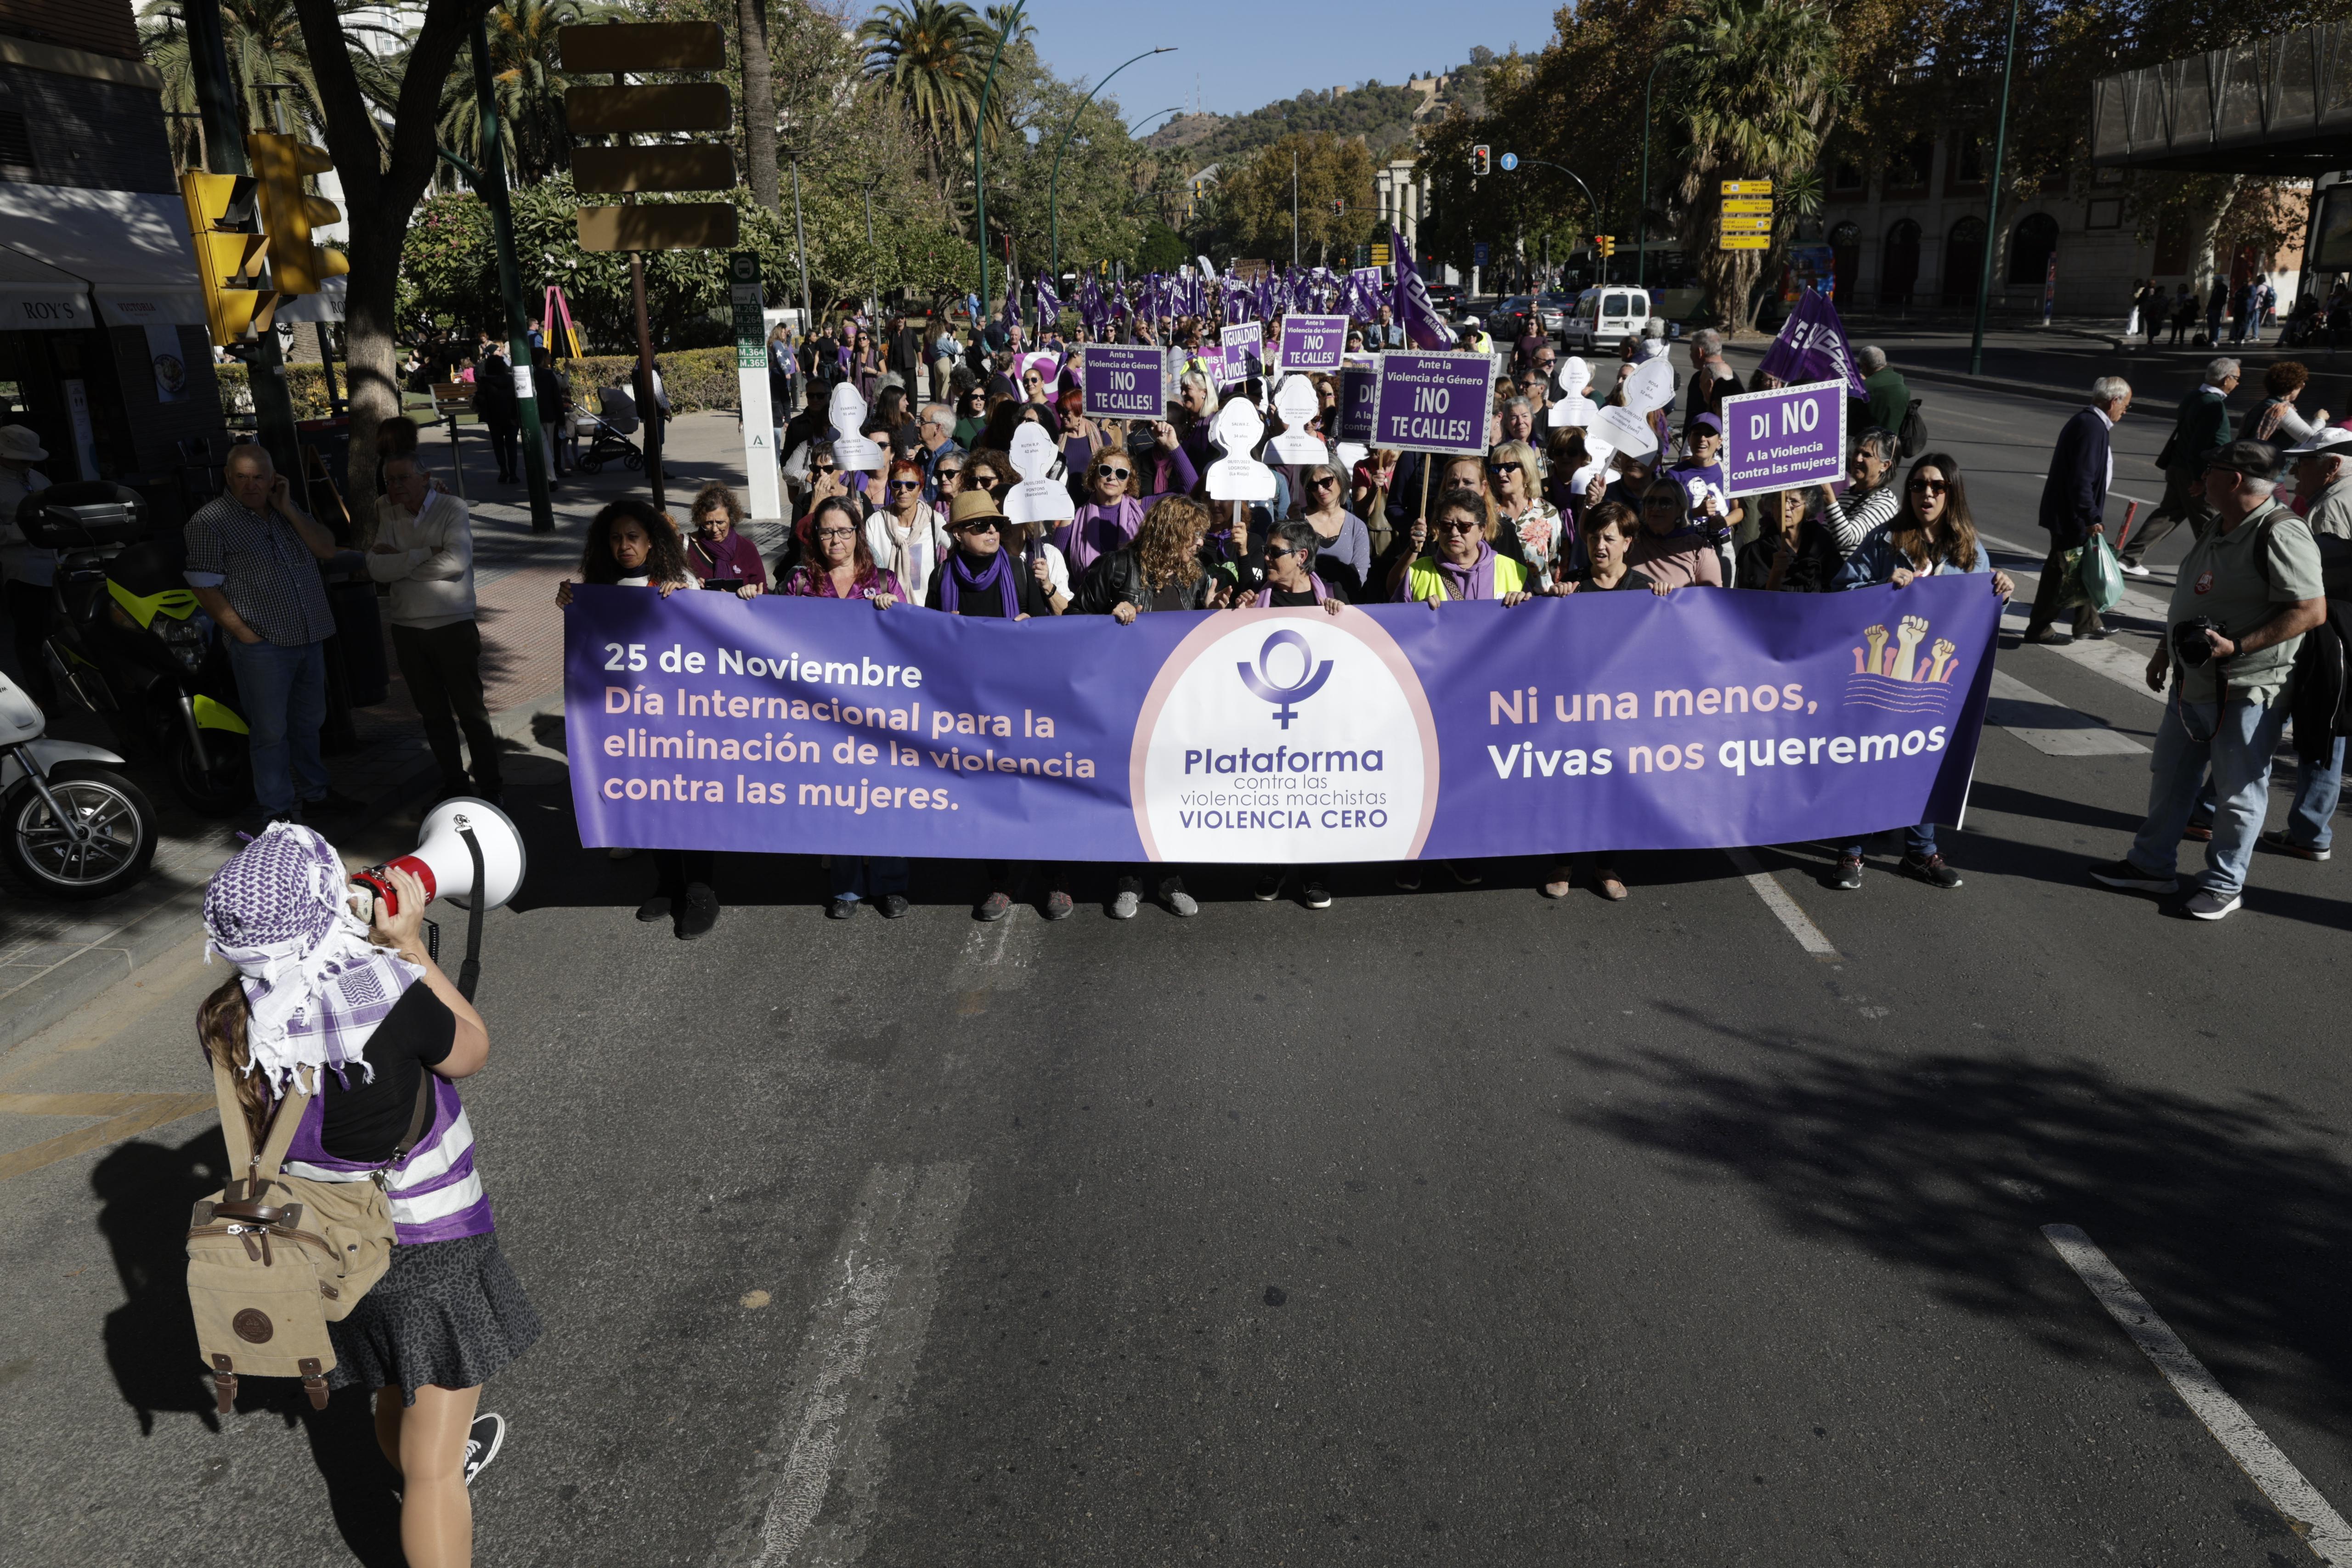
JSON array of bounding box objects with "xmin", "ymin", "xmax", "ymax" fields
[
  {"xmin": 1470, "ymin": 144, "xmax": 1491, "ymax": 176},
  {"xmin": 248, "ymin": 131, "xmax": 348, "ymax": 296},
  {"xmin": 180, "ymin": 169, "xmax": 273, "ymax": 344},
  {"xmin": 1595, "ymin": 234, "xmax": 1616, "ymax": 258}
]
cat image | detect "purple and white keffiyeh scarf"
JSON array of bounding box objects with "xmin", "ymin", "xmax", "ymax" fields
[{"xmin": 203, "ymin": 822, "xmax": 422, "ymax": 1095}]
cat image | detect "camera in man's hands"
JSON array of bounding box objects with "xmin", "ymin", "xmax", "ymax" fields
[
  {"xmin": 1125, "ymin": 422, "xmax": 1161, "ymax": 458},
  {"xmin": 2172, "ymin": 616, "xmax": 2227, "ymax": 668}
]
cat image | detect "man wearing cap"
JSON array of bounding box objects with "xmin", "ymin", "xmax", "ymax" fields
[
  {"xmin": 184, "ymin": 443, "xmax": 342, "ymax": 826},
  {"xmin": 0, "ymin": 424, "xmax": 54, "ymax": 707},
  {"xmin": 2262, "ymin": 426, "xmax": 2352, "ymax": 863},
  {"xmin": 2122, "ymin": 357, "xmax": 2238, "ymax": 576},
  {"xmin": 2090, "ymin": 439, "xmax": 2326, "ymax": 919},
  {"xmin": 2024, "ymin": 376, "xmax": 2132, "ymax": 643}
]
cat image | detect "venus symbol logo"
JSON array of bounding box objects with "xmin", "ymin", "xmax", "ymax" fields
[{"xmin": 1236, "ymin": 630, "xmax": 1332, "ymax": 729}]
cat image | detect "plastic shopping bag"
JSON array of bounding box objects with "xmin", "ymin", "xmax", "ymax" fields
[{"xmin": 2077, "ymin": 531, "xmax": 2125, "ymax": 613}]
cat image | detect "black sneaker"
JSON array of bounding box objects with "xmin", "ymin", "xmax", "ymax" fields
[
  {"xmin": 676, "ymin": 882, "xmax": 720, "ymax": 939},
  {"xmin": 1900, "ymin": 852, "xmax": 1962, "ymax": 889},
  {"xmin": 825, "ymin": 897, "xmax": 856, "ymax": 920},
  {"xmin": 1301, "ymin": 879, "xmax": 1332, "ymax": 910},
  {"xmin": 1252, "ymin": 871, "xmax": 1284, "ymax": 902},
  {"xmin": 1831, "ymin": 855, "xmax": 1865, "ymax": 890},
  {"xmin": 635, "ymin": 894, "xmax": 672, "ymax": 923},
  {"xmin": 2087, "ymin": 858, "xmax": 2179, "ymax": 894},
  {"xmin": 878, "ymin": 892, "xmax": 911, "ymax": 919},
  {"xmin": 1394, "ymin": 865, "xmax": 1423, "ymax": 891},
  {"xmin": 462, "ymin": 1412, "xmax": 504, "ymax": 1487}
]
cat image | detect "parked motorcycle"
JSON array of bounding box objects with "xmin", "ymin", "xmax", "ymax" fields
[
  {"xmin": 0, "ymin": 667, "xmax": 157, "ymax": 899},
  {"xmin": 26, "ymin": 482, "xmax": 253, "ymax": 815}
]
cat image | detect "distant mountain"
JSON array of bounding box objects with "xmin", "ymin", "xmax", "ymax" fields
[
  {"xmin": 1153, "ymin": 70, "xmax": 1472, "ymax": 175},
  {"xmin": 1143, "ymin": 113, "xmax": 1223, "ymax": 151}
]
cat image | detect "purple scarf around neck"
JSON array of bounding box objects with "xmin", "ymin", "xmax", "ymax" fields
[
  {"xmin": 938, "ymin": 544, "xmax": 1020, "ymax": 618},
  {"xmin": 1434, "ymin": 539, "xmax": 1497, "ymax": 601}
]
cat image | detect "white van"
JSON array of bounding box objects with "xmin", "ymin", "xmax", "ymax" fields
[{"xmin": 1568, "ymin": 287, "xmax": 1653, "ymax": 354}]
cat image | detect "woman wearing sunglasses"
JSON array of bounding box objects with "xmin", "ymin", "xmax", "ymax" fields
[
  {"xmin": 1289, "ymin": 460, "xmax": 1372, "ymax": 601},
  {"xmin": 1487, "ymin": 441, "xmax": 1564, "ymax": 590},
  {"xmin": 1622, "ymin": 475, "xmax": 1725, "ymax": 590},
  {"xmin": 1828, "ymin": 453, "xmax": 2015, "ymax": 893},
  {"xmin": 866, "ymin": 457, "xmax": 950, "ymax": 604},
  {"xmin": 1053, "ymin": 440, "xmax": 1192, "ymax": 575}
]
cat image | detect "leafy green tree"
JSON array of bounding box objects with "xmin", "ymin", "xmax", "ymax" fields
[
  {"xmin": 856, "ymin": 0, "xmax": 996, "ymax": 192},
  {"xmin": 436, "ymin": 0, "xmax": 615, "ymax": 186},
  {"xmin": 1214, "ymin": 131, "xmax": 1375, "ymax": 267},
  {"xmin": 139, "ymin": 0, "xmax": 403, "ymax": 165}
]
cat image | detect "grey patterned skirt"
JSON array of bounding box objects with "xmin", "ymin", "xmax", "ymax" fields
[{"xmin": 327, "ymin": 1230, "xmax": 543, "ymax": 1404}]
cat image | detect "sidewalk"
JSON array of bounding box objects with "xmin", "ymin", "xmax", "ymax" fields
[{"xmin": 0, "ymin": 411, "xmax": 755, "ymax": 1050}]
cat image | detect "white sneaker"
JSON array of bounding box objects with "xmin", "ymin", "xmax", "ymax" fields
[
  {"xmin": 2119, "ymin": 562, "xmax": 2153, "ymax": 578},
  {"xmin": 1161, "ymin": 878, "xmax": 1199, "ymax": 917},
  {"xmin": 2180, "ymin": 888, "xmax": 2241, "ymax": 920},
  {"xmin": 462, "ymin": 1412, "xmax": 505, "ymax": 1487},
  {"xmin": 1111, "ymin": 883, "xmax": 1141, "ymax": 919}
]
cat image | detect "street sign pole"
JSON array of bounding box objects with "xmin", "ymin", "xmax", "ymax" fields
[
  {"xmin": 730, "ymin": 252, "xmax": 781, "ymax": 527},
  {"xmin": 471, "ymin": 16, "xmax": 554, "ymax": 533}
]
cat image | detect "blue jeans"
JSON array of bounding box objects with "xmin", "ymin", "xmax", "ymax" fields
[
  {"xmin": 2285, "ymin": 734, "xmax": 2346, "ymax": 852},
  {"xmin": 1845, "ymin": 823, "xmax": 1937, "ymax": 860},
  {"xmin": 828, "ymin": 856, "xmax": 909, "ymax": 903},
  {"xmin": 227, "ymin": 636, "xmax": 328, "ymax": 814},
  {"xmin": 2129, "ymin": 694, "xmax": 2292, "ymax": 899}
]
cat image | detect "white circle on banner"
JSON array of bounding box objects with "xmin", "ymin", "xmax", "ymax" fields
[{"xmin": 1130, "ymin": 610, "xmax": 1438, "ymax": 864}]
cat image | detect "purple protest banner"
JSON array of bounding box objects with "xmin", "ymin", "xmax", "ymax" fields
[
  {"xmin": 1337, "ymin": 361, "xmax": 1380, "ymax": 442},
  {"xmin": 1220, "ymin": 320, "xmax": 1265, "ymax": 380},
  {"xmin": 1757, "ymin": 288, "xmax": 1869, "ymax": 400},
  {"xmin": 1371, "ymin": 350, "xmax": 1495, "ymax": 455},
  {"xmin": 565, "ymin": 579, "xmax": 1997, "ymax": 863},
  {"xmin": 1721, "ymin": 378, "xmax": 1847, "ymax": 496},
  {"xmin": 1082, "ymin": 343, "xmax": 1167, "ymax": 420},
  {"xmin": 1278, "ymin": 312, "xmax": 1347, "ymax": 373}
]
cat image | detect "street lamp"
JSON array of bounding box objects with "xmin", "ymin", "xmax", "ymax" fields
[
  {"xmin": 1130, "ymin": 106, "xmax": 1184, "ymax": 136},
  {"xmin": 973, "ymin": 0, "xmax": 1028, "ymax": 327},
  {"xmin": 1050, "ymin": 46, "xmax": 1175, "ymax": 281},
  {"xmin": 1635, "ymin": 55, "xmax": 1671, "ymax": 290},
  {"xmin": 1968, "ymin": 0, "xmax": 2023, "ymax": 375}
]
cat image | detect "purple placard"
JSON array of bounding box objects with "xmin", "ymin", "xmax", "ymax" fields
[
  {"xmin": 1370, "ymin": 350, "xmax": 1495, "ymax": 455},
  {"xmin": 565, "ymin": 577, "xmax": 1998, "ymax": 863},
  {"xmin": 1337, "ymin": 361, "xmax": 1380, "ymax": 443},
  {"xmin": 1278, "ymin": 313, "xmax": 1347, "ymax": 373},
  {"xmin": 1082, "ymin": 343, "xmax": 1167, "ymax": 420},
  {"xmin": 1721, "ymin": 378, "xmax": 1847, "ymax": 497},
  {"xmin": 1220, "ymin": 320, "xmax": 1264, "ymax": 380},
  {"xmin": 1200, "ymin": 344, "xmax": 1236, "ymax": 387}
]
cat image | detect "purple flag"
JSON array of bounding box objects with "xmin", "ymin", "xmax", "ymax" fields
[
  {"xmin": 1000, "ymin": 270, "xmax": 1020, "ymax": 337},
  {"xmin": 1078, "ymin": 272, "xmax": 1106, "ymax": 331},
  {"xmin": 1757, "ymin": 288, "xmax": 1869, "ymax": 401},
  {"xmin": 1035, "ymin": 276, "xmax": 1062, "ymax": 331},
  {"xmin": 1390, "ymin": 231, "xmax": 1457, "ymax": 350}
]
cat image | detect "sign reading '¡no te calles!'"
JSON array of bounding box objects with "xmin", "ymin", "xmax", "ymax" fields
[
  {"xmin": 1371, "ymin": 351, "xmax": 1497, "ymax": 456},
  {"xmin": 1081, "ymin": 343, "xmax": 1166, "ymax": 420}
]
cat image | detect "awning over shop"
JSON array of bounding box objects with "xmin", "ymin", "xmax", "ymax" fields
[
  {"xmin": 0, "ymin": 245, "xmax": 100, "ymax": 331},
  {"xmin": 0, "ymin": 182, "xmax": 206, "ymax": 328}
]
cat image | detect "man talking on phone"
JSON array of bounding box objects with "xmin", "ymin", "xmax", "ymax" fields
[{"xmin": 183, "ymin": 443, "xmax": 343, "ymax": 829}]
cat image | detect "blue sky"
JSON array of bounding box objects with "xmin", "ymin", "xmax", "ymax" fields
[{"xmin": 852, "ymin": 1, "xmax": 1554, "ymax": 120}]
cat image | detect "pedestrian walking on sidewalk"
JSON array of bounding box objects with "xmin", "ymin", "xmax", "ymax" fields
[
  {"xmin": 2121, "ymin": 357, "xmax": 2238, "ymax": 576},
  {"xmin": 2090, "ymin": 440, "xmax": 2326, "ymax": 919},
  {"xmin": 2023, "ymin": 376, "xmax": 2131, "ymax": 643},
  {"xmin": 199, "ymin": 825, "xmax": 538, "ymax": 1568},
  {"xmin": 371, "ymin": 454, "xmax": 502, "ymax": 806}
]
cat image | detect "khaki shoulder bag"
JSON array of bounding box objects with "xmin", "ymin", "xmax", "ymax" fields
[{"xmin": 185, "ymin": 1056, "xmax": 430, "ymax": 1412}]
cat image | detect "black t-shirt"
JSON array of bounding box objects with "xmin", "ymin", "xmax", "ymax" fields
[
  {"xmin": 1269, "ymin": 586, "xmax": 1320, "ymax": 607},
  {"xmin": 924, "ymin": 550, "xmax": 1053, "ymax": 618},
  {"xmin": 318, "ymin": 981, "xmax": 455, "ymax": 1163}
]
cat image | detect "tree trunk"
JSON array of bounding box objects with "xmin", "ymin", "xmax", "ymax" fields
[
  {"xmin": 737, "ymin": 0, "xmax": 779, "ymax": 211},
  {"xmin": 290, "ymin": 0, "xmax": 489, "ymax": 510}
]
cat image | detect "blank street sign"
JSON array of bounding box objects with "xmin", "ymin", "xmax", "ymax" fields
[
  {"xmin": 571, "ymin": 145, "xmax": 735, "ymax": 194},
  {"xmin": 559, "ymin": 21, "xmax": 725, "ymax": 73},
  {"xmin": 577, "ymin": 203, "xmax": 741, "ymax": 252},
  {"xmin": 565, "ymin": 83, "xmax": 733, "ymax": 135}
]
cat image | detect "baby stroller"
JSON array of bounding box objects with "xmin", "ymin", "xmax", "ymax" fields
[{"xmin": 576, "ymin": 385, "xmax": 645, "ymax": 474}]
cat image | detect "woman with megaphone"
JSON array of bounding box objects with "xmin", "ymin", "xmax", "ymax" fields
[{"xmin": 198, "ymin": 823, "xmax": 538, "ymax": 1568}]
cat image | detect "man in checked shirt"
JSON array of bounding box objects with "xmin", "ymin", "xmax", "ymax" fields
[{"xmin": 183, "ymin": 444, "xmax": 343, "ymax": 825}]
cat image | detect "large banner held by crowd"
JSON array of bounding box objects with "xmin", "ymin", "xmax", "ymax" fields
[{"xmin": 565, "ymin": 580, "xmax": 1999, "ymax": 863}]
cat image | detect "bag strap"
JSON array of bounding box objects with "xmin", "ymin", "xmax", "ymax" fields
[
  {"xmin": 210, "ymin": 1050, "xmax": 312, "ymax": 1195},
  {"xmin": 390, "ymin": 1060, "xmax": 436, "ymax": 1167}
]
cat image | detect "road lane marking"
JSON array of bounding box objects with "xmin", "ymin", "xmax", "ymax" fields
[
  {"xmin": 1723, "ymin": 849, "xmax": 1841, "ymax": 961},
  {"xmin": 1985, "ymin": 670, "xmax": 2148, "ymax": 755},
  {"xmin": 2042, "ymin": 1224, "xmax": 2352, "ymax": 1564},
  {"xmin": 721, "ymin": 1162, "xmax": 973, "ymax": 1568},
  {"xmin": 0, "ymin": 1092, "xmax": 216, "ymax": 1182}
]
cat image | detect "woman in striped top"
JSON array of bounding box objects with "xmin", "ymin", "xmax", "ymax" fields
[{"xmin": 1814, "ymin": 427, "xmax": 1903, "ymax": 556}]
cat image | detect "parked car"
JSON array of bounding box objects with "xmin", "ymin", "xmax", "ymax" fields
[
  {"xmin": 1423, "ymin": 281, "xmax": 1464, "ymax": 316},
  {"xmin": 1566, "ymin": 285, "xmax": 1654, "ymax": 354},
  {"xmin": 1488, "ymin": 295, "xmax": 1543, "ymax": 340},
  {"xmin": 1535, "ymin": 292, "xmax": 1575, "ymax": 334}
]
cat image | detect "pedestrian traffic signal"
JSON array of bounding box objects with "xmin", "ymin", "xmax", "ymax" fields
[
  {"xmin": 1470, "ymin": 144, "xmax": 1491, "ymax": 177},
  {"xmin": 179, "ymin": 169, "xmax": 272, "ymax": 344},
  {"xmin": 247, "ymin": 132, "xmax": 348, "ymax": 296}
]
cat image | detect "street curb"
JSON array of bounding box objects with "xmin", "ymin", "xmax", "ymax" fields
[{"xmin": 0, "ymin": 685, "xmax": 565, "ymax": 1055}]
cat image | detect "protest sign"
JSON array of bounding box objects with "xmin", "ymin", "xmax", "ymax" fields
[
  {"xmin": 1278, "ymin": 313, "xmax": 1347, "ymax": 374},
  {"xmin": 1205, "ymin": 398, "xmax": 1276, "ymax": 502},
  {"xmin": 1371, "ymin": 350, "xmax": 1494, "ymax": 455},
  {"xmin": 1003, "ymin": 423, "xmax": 1074, "ymax": 526},
  {"xmin": 1721, "ymin": 379, "xmax": 1846, "ymax": 496},
  {"xmin": 1220, "ymin": 320, "xmax": 1265, "ymax": 380},
  {"xmin": 565, "ymin": 575, "xmax": 1996, "ymax": 863},
  {"xmin": 1591, "ymin": 404, "xmax": 1657, "ymax": 459},
  {"xmin": 1268, "ymin": 376, "xmax": 1326, "ymax": 463},
  {"xmin": 1337, "ymin": 361, "xmax": 1380, "ymax": 443},
  {"xmin": 1083, "ymin": 343, "xmax": 1167, "ymax": 419}
]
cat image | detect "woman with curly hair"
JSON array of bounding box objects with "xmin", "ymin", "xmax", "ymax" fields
[{"xmin": 684, "ymin": 482, "xmax": 764, "ymax": 597}]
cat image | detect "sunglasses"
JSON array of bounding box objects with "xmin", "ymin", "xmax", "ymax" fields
[
  {"xmin": 1097, "ymin": 467, "xmax": 1132, "ymax": 480},
  {"xmin": 957, "ymin": 519, "xmax": 1004, "ymax": 535},
  {"xmin": 936, "ymin": 467, "xmax": 963, "ymax": 480},
  {"xmin": 1440, "ymin": 519, "xmax": 1481, "ymax": 534},
  {"xmin": 1264, "ymin": 543, "xmax": 1294, "ymax": 559},
  {"xmin": 1908, "ymin": 479, "xmax": 1948, "ymax": 494},
  {"xmin": 1309, "ymin": 475, "xmax": 1340, "ymax": 490},
  {"xmin": 811, "ymin": 462, "xmax": 838, "ymax": 474},
  {"xmin": 889, "ymin": 479, "xmax": 922, "ymax": 491}
]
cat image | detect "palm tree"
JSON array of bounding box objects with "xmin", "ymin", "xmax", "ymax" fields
[
  {"xmin": 856, "ymin": 0, "xmax": 995, "ymax": 191},
  {"xmin": 437, "ymin": 0, "xmax": 615, "ymax": 186},
  {"xmin": 982, "ymin": 4, "xmax": 1033, "ymax": 51},
  {"xmin": 1661, "ymin": 0, "xmax": 1847, "ymax": 331},
  {"xmin": 138, "ymin": 0, "xmax": 403, "ymax": 165}
]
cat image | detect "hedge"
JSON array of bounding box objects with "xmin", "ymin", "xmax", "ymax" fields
[
  {"xmin": 213, "ymin": 348, "xmax": 743, "ymax": 423},
  {"xmin": 212, "ymin": 362, "xmax": 338, "ymax": 421}
]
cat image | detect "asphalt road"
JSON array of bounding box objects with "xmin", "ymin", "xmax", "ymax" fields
[{"xmin": 3, "ymin": 364, "xmax": 2350, "ymax": 1568}]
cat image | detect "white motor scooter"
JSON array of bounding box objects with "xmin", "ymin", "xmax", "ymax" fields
[{"xmin": 0, "ymin": 669, "xmax": 157, "ymax": 899}]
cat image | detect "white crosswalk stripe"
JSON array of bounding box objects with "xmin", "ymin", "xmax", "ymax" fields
[{"xmin": 1985, "ymin": 669, "xmax": 2148, "ymax": 755}]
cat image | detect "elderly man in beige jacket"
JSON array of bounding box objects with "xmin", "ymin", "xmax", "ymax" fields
[{"xmin": 370, "ymin": 451, "xmax": 500, "ymax": 804}]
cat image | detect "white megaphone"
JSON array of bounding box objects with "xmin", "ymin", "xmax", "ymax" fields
[{"xmin": 351, "ymin": 796, "xmax": 528, "ymax": 918}]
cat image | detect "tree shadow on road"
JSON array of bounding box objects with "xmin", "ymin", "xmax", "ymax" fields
[
  {"xmin": 91, "ymin": 1128, "xmax": 404, "ymax": 1567},
  {"xmin": 1563, "ymin": 1015, "xmax": 2352, "ymax": 1434}
]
